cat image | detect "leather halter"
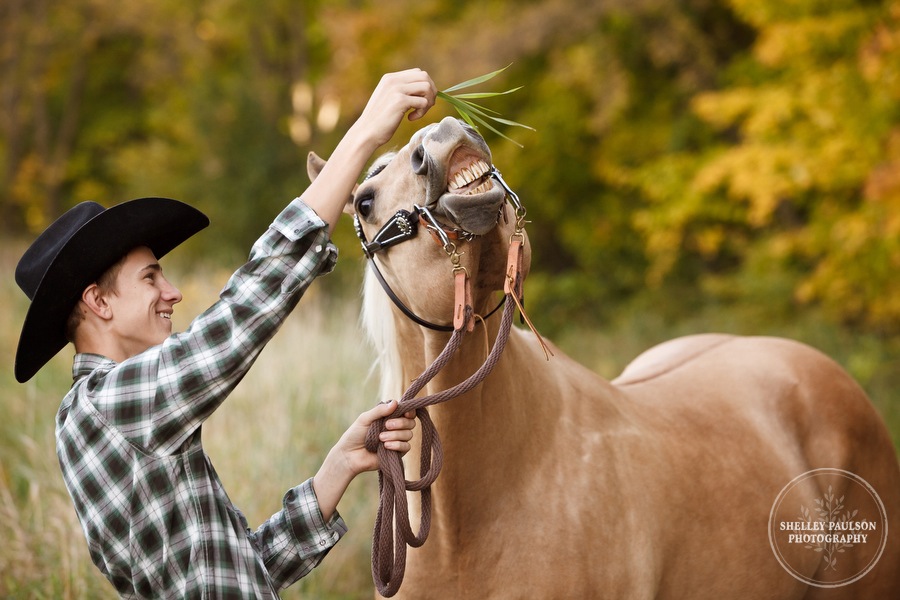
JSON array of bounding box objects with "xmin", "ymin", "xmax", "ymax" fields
[{"xmin": 353, "ymin": 167, "xmax": 517, "ymax": 331}]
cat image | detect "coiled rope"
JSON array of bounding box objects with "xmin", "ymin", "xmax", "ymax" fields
[{"xmin": 363, "ymin": 298, "xmax": 515, "ymax": 597}]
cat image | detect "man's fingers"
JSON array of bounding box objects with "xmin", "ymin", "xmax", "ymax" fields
[
  {"xmin": 384, "ymin": 415, "xmax": 416, "ymax": 431},
  {"xmin": 379, "ymin": 427, "xmax": 414, "ymax": 442}
]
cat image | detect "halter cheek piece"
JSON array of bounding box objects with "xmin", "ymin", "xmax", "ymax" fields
[{"xmin": 354, "ymin": 166, "xmax": 520, "ymax": 332}]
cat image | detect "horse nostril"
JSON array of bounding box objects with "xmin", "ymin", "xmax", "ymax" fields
[{"xmin": 411, "ymin": 144, "xmax": 428, "ymax": 175}]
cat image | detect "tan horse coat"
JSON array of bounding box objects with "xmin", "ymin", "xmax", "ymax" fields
[{"xmin": 310, "ymin": 117, "xmax": 900, "ymax": 599}]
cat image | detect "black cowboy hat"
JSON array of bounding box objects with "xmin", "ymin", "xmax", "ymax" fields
[{"xmin": 14, "ymin": 198, "xmax": 209, "ymax": 383}]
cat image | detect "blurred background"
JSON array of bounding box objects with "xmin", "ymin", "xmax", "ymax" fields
[{"xmin": 2, "ymin": 0, "xmax": 899, "ymax": 597}]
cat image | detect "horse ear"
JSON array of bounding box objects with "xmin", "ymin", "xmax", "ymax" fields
[
  {"xmin": 307, "ymin": 152, "xmax": 327, "ymax": 182},
  {"xmin": 343, "ymin": 195, "xmax": 357, "ymax": 216},
  {"xmin": 307, "ymin": 151, "xmax": 358, "ymax": 215}
]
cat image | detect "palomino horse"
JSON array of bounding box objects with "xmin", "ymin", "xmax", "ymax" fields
[{"xmin": 308, "ymin": 117, "xmax": 900, "ymax": 598}]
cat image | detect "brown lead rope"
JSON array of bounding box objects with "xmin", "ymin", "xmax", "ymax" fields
[
  {"xmin": 363, "ymin": 244, "xmax": 524, "ymax": 597},
  {"xmin": 364, "ymin": 299, "xmax": 516, "ymax": 597}
]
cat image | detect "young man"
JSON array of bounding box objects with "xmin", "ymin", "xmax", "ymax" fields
[{"xmin": 13, "ymin": 69, "xmax": 436, "ymax": 598}]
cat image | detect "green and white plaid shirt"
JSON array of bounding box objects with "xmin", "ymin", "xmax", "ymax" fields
[{"xmin": 55, "ymin": 198, "xmax": 346, "ymax": 599}]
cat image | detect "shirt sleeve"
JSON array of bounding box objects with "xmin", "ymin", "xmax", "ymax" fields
[
  {"xmin": 84, "ymin": 198, "xmax": 338, "ymax": 455},
  {"xmin": 249, "ymin": 478, "xmax": 349, "ymax": 590}
]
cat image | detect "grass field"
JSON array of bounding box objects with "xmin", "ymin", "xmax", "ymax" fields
[{"xmin": 1, "ymin": 242, "xmax": 897, "ymax": 599}]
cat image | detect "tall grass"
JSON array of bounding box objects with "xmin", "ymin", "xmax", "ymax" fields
[{"xmin": 2, "ymin": 240, "xmax": 897, "ymax": 599}]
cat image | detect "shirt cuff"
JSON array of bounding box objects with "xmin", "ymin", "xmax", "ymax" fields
[
  {"xmin": 283, "ymin": 478, "xmax": 348, "ymax": 559},
  {"xmin": 269, "ymin": 197, "xmax": 339, "ymax": 275}
]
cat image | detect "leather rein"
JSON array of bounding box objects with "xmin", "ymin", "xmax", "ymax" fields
[{"xmin": 357, "ymin": 167, "xmax": 545, "ymax": 597}]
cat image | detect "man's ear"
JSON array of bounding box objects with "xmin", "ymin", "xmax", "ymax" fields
[
  {"xmin": 307, "ymin": 151, "xmax": 359, "ymax": 216},
  {"xmin": 81, "ymin": 284, "xmax": 112, "ymax": 320}
]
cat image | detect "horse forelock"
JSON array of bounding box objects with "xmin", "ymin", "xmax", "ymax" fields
[
  {"xmin": 361, "ymin": 266, "xmax": 404, "ymax": 402},
  {"xmin": 364, "ymin": 151, "xmax": 397, "ymax": 181}
]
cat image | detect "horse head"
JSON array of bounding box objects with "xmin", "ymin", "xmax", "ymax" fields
[{"xmin": 309, "ymin": 116, "xmax": 531, "ymax": 329}]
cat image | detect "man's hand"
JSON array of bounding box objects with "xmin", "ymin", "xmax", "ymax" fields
[
  {"xmin": 338, "ymin": 400, "xmax": 417, "ymax": 474},
  {"xmin": 300, "ymin": 68, "xmax": 436, "ymax": 233},
  {"xmin": 313, "ymin": 400, "xmax": 416, "ymax": 520},
  {"xmin": 350, "ymin": 69, "xmax": 438, "ymax": 149}
]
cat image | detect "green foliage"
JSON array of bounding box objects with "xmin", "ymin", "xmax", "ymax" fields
[
  {"xmin": 668, "ymin": 0, "xmax": 900, "ymax": 333},
  {"xmin": 3, "ymin": 0, "xmax": 898, "ymax": 330}
]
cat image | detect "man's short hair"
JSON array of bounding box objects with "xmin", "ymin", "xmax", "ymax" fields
[{"xmin": 64, "ymin": 255, "xmax": 127, "ymax": 343}]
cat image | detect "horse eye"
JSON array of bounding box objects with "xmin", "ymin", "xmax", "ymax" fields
[{"xmin": 355, "ymin": 193, "xmax": 374, "ymax": 219}]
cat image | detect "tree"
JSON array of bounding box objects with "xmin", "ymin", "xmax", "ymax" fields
[{"xmin": 635, "ymin": 0, "xmax": 900, "ymax": 332}]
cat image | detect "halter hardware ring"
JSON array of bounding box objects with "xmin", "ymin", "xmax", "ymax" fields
[
  {"xmin": 491, "ymin": 166, "xmax": 528, "ymax": 235},
  {"xmin": 443, "ymin": 240, "xmax": 466, "ymax": 269},
  {"xmin": 509, "ymin": 231, "xmax": 526, "ymax": 245}
]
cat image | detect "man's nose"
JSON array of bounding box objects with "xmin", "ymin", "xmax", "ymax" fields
[{"xmin": 161, "ymin": 277, "xmax": 183, "ymax": 304}]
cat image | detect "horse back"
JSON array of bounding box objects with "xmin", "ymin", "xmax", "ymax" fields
[{"xmin": 614, "ymin": 334, "xmax": 892, "ymax": 468}]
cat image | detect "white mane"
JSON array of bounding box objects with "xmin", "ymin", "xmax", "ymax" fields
[
  {"xmin": 356, "ymin": 151, "xmax": 407, "ymax": 402},
  {"xmin": 361, "ymin": 264, "xmax": 404, "ymax": 402}
]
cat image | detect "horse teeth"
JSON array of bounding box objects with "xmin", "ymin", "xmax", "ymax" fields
[{"xmin": 447, "ymin": 160, "xmax": 491, "ymax": 194}]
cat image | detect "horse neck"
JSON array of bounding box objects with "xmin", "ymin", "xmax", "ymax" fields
[
  {"xmin": 361, "ymin": 267, "xmax": 625, "ymax": 497},
  {"xmin": 393, "ymin": 313, "xmax": 580, "ymax": 484}
]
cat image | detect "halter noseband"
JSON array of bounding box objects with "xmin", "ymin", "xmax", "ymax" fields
[{"xmin": 354, "ymin": 167, "xmax": 518, "ymax": 332}]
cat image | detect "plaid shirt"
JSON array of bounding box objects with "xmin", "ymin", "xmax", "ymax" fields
[{"xmin": 55, "ymin": 198, "xmax": 347, "ymax": 599}]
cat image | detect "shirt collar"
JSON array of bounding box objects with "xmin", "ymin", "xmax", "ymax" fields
[{"xmin": 72, "ymin": 353, "xmax": 117, "ymax": 382}]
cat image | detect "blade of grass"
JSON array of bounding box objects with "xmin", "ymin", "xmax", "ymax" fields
[
  {"xmin": 467, "ymin": 113, "xmax": 523, "ymax": 148},
  {"xmin": 438, "ymin": 65, "xmax": 534, "ymax": 146},
  {"xmin": 451, "ymin": 86, "xmax": 524, "ymax": 100},
  {"xmin": 438, "ymin": 92, "xmax": 525, "ymax": 147},
  {"xmin": 452, "ymin": 99, "xmax": 501, "ymax": 116},
  {"xmin": 438, "ymin": 92, "xmax": 479, "ymax": 129},
  {"xmin": 439, "ymin": 92, "xmax": 535, "ymax": 131},
  {"xmin": 441, "ymin": 64, "xmax": 512, "ymax": 94}
]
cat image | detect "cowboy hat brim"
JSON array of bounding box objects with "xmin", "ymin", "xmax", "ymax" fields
[{"xmin": 14, "ymin": 197, "xmax": 209, "ymax": 383}]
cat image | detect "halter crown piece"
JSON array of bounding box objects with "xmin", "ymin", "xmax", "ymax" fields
[{"xmin": 358, "ymin": 167, "xmax": 550, "ymax": 597}]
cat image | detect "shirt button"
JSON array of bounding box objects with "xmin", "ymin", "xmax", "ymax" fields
[
  {"xmin": 315, "ymin": 244, "xmax": 323, "ymax": 253},
  {"xmin": 294, "ymin": 229, "xmax": 302, "ymax": 236}
]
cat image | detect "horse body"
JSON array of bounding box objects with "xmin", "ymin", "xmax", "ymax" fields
[
  {"xmin": 392, "ymin": 325, "xmax": 900, "ymax": 599},
  {"xmin": 308, "ymin": 116, "xmax": 900, "ymax": 598}
]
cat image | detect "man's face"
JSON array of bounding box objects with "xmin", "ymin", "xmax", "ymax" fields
[{"xmin": 105, "ymin": 246, "xmax": 183, "ymax": 358}]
